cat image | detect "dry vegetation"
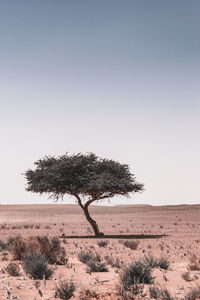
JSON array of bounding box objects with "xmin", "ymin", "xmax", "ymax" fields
[{"xmin": 0, "ymin": 204, "xmax": 200, "ymax": 299}]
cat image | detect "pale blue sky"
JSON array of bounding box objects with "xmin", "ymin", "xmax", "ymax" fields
[{"xmin": 0, "ymin": 1, "xmax": 199, "ymax": 205}]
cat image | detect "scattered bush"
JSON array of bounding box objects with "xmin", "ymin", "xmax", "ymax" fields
[
  {"xmin": 159, "ymin": 289, "xmax": 175, "ymax": 300},
  {"xmin": 78, "ymin": 250, "xmax": 107, "ymax": 273},
  {"xmin": 0, "ymin": 224, "xmax": 7, "ymax": 230},
  {"xmin": 55, "ymin": 280, "xmax": 75, "ymax": 300},
  {"xmin": 120, "ymin": 240, "xmax": 139, "ymax": 250},
  {"xmin": 12, "ymin": 225, "xmax": 21, "ymax": 230},
  {"xmin": 35, "ymin": 225, "xmax": 40, "ymax": 229},
  {"xmin": 5, "ymin": 262, "xmax": 21, "ymax": 277},
  {"xmin": 78, "ymin": 250, "xmax": 93, "ymax": 264},
  {"xmin": 9, "ymin": 235, "xmax": 27, "ymax": 260},
  {"xmin": 23, "ymin": 253, "xmax": 53, "ymax": 279},
  {"xmin": 34, "ymin": 236, "xmax": 67, "ymax": 265},
  {"xmin": 182, "ymin": 271, "xmax": 192, "ymax": 282},
  {"xmin": 1, "ymin": 251, "xmax": 9, "ymax": 261},
  {"xmin": 156, "ymin": 257, "xmax": 170, "ymax": 270},
  {"xmin": 79, "ymin": 288, "xmax": 99, "ymax": 300},
  {"xmin": 186, "ymin": 286, "xmax": 200, "ymax": 300},
  {"xmin": 45, "ymin": 225, "xmax": 51, "ymax": 229},
  {"xmin": 122, "ymin": 282, "xmax": 144, "ymax": 298},
  {"xmin": 0, "ymin": 240, "xmax": 9, "ymax": 251},
  {"xmin": 149, "ymin": 286, "xmax": 175, "ymax": 300},
  {"xmin": 149, "ymin": 286, "xmax": 160, "ymax": 299},
  {"xmin": 97, "ymin": 240, "xmax": 109, "ymax": 248},
  {"xmin": 23, "ymin": 224, "xmax": 34, "ymax": 229},
  {"xmin": 86, "ymin": 260, "xmax": 108, "ymax": 273},
  {"xmin": 144, "ymin": 255, "xmax": 170, "ymax": 270},
  {"xmin": 189, "ymin": 254, "xmax": 200, "ymax": 271},
  {"xmin": 78, "ymin": 250, "xmax": 100, "ymax": 264},
  {"xmin": 9, "ymin": 235, "xmax": 67, "ymax": 265},
  {"xmin": 105, "ymin": 256, "xmax": 121, "ymax": 268},
  {"xmin": 144, "ymin": 255, "xmax": 158, "ymax": 268},
  {"xmin": 121, "ymin": 259, "xmax": 154, "ymax": 290}
]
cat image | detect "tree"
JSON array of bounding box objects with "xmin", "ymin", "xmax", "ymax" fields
[{"xmin": 24, "ymin": 153, "xmax": 143, "ymax": 237}]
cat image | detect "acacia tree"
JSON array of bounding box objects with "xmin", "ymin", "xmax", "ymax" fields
[{"xmin": 24, "ymin": 153, "xmax": 143, "ymax": 237}]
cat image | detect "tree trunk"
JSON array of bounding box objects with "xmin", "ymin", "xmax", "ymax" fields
[{"xmin": 81, "ymin": 205, "xmax": 104, "ymax": 237}]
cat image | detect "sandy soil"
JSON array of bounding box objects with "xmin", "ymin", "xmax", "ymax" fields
[{"xmin": 0, "ymin": 203, "xmax": 200, "ymax": 299}]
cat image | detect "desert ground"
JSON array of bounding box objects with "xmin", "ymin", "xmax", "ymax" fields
[{"xmin": 0, "ymin": 203, "xmax": 200, "ymax": 299}]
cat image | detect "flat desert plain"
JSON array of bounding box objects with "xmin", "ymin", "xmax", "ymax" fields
[{"xmin": 0, "ymin": 204, "xmax": 200, "ymax": 299}]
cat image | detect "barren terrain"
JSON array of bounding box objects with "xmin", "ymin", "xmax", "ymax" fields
[{"xmin": 0, "ymin": 204, "xmax": 200, "ymax": 299}]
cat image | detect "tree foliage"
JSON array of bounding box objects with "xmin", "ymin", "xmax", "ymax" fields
[
  {"xmin": 25, "ymin": 153, "xmax": 143, "ymax": 199},
  {"xmin": 24, "ymin": 153, "xmax": 143, "ymax": 236}
]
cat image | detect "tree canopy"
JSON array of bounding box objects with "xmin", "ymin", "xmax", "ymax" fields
[{"xmin": 25, "ymin": 153, "xmax": 144, "ymax": 236}]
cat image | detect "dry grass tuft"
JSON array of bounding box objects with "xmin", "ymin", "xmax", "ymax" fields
[
  {"xmin": 79, "ymin": 289, "xmax": 99, "ymax": 299},
  {"xmin": 189, "ymin": 254, "xmax": 200, "ymax": 271},
  {"xmin": 55, "ymin": 280, "xmax": 76, "ymax": 300},
  {"xmin": 9, "ymin": 235, "xmax": 27, "ymax": 260},
  {"xmin": 4, "ymin": 262, "xmax": 21, "ymax": 277},
  {"xmin": 9, "ymin": 235, "xmax": 67, "ymax": 265},
  {"xmin": 119, "ymin": 240, "xmax": 139, "ymax": 250},
  {"xmin": 186, "ymin": 286, "xmax": 200, "ymax": 300}
]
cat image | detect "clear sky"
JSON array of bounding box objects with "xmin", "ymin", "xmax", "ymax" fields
[{"xmin": 1, "ymin": 0, "xmax": 199, "ymax": 206}]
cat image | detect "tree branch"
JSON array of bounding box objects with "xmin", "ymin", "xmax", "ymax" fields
[
  {"xmin": 73, "ymin": 194, "xmax": 84, "ymax": 209},
  {"xmin": 84, "ymin": 192, "xmax": 115, "ymax": 208},
  {"xmin": 98, "ymin": 192, "xmax": 115, "ymax": 200},
  {"xmin": 85, "ymin": 196, "xmax": 96, "ymax": 208}
]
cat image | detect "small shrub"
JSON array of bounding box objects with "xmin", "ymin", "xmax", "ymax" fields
[
  {"xmin": 55, "ymin": 280, "xmax": 75, "ymax": 300},
  {"xmin": 35, "ymin": 225, "xmax": 40, "ymax": 229},
  {"xmin": 122, "ymin": 282, "xmax": 144, "ymax": 297},
  {"xmin": 121, "ymin": 259, "xmax": 154, "ymax": 290},
  {"xmin": 105, "ymin": 256, "xmax": 121, "ymax": 268},
  {"xmin": 187, "ymin": 286, "xmax": 200, "ymax": 300},
  {"xmin": 86, "ymin": 260, "xmax": 108, "ymax": 273},
  {"xmin": 35, "ymin": 236, "xmax": 67, "ymax": 265},
  {"xmin": 78, "ymin": 250, "xmax": 100, "ymax": 264},
  {"xmin": 9, "ymin": 235, "xmax": 27, "ymax": 260},
  {"xmin": 0, "ymin": 240, "xmax": 9, "ymax": 251},
  {"xmin": 0, "ymin": 224, "xmax": 7, "ymax": 230},
  {"xmin": 5, "ymin": 262, "xmax": 21, "ymax": 277},
  {"xmin": 23, "ymin": 253, "xmax": 53, "ymax": 279},
  {"xmin": 159, "ymin": 288, "xmax": 175, "ymax": 300},
  {"xmin": 189, "ymin": 254, "xmax": 200, "ymax": 271},
  {"xmin": 78, "ymin": 250, "xmax": 93, "ymax": 264},
  {"xmin": 144, "ymin": 255, "xmax": 158, "ymax": 268},
  {"xmin": 149, "ymin": 286, "xmax": 160, "ymax": 299},
  {"xmin": 182, "ymin": 271, "xmax": 192, "ymax": 282},
  {"xmin": 2, "ymin": 251, "xmax": 9, "ymax": 261},
  {"xmin": 149, "ymin": 286, "xmax": 174, "ymax": 300},
  {"xmin": 9, "ymin": 235, "xmax": 67, "ymax": 264},
  {"xmin": 121, "ymin": 240, "xmax": 139, "ymax": 250},
  {"xmin": 97, "ymin": 240, "xmax": 109, "ymax": 248},
  {"xmin": 45, "ymin": 225, "xmax": 51, "ymax": 229},
  {"xmin": 23, "ymin": 224, "xmax": 34, "ymax": 229},
  {"xmin": 78, "ymin": 250, "xmax": 107, "ymax": 273},
  {"xmin": 156, "ymin": 257, "xmax": 170, "ymax": 270},
  {"xmin": 79, "ymin": 288, "xmax": 99, "ymax": 300},
  {"xmin": 144, "ymin": 255, "xmax": 170, "ymax": 270}
]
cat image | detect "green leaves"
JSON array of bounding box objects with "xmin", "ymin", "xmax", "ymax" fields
[{"xmin": 24, "ymin": 152, "xmax": 143, "ymax": 201}]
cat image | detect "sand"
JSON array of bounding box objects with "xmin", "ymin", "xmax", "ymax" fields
[{"xmin": 0, "ymin": 203, "xmax": 199, "ymax": 299}]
